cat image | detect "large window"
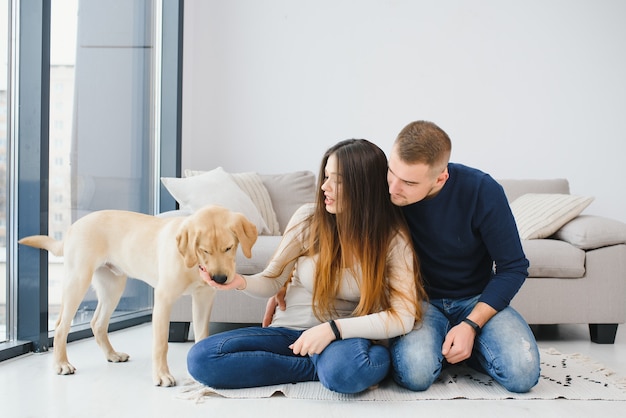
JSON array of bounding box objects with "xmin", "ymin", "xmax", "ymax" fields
[
  {"xmin": 47, "ymin": 0, "xmax": 156, "ymax": 332},
  {"xmin": 0, "ymin": 0, "xmax": 182, "ymax": 360}
]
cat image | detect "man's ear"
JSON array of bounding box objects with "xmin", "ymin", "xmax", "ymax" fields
[{"xmin": 435, "ymin": 166, "xmax": 449, "ymax": 187}]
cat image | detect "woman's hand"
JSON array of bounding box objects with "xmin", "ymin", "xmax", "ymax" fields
[
  {"xmin": 289, "ymin": 322, "xmax": 338, "ymax": 356},
  {"xmin": 199, "ymin": 266, "xmax": 246, "ymax": 290}
]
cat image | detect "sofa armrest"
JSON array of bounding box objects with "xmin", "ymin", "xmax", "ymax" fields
[
  {"xmin": 553, "ymin": 215, "xmax": 626, "ymax": 250},
  {"xmin": 498, "ymin": 178, "xmax": 570, "ymax": 202}
]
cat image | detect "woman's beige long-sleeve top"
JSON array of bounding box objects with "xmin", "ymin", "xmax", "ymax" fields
[{"xmin": 242, "ymin": 203, "xmax": 418, "ymax": 340}]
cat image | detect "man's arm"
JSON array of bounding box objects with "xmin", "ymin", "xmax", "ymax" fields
[{"xmin": 262, "ymin": 286, "xmax": 287, "ymax": 327}]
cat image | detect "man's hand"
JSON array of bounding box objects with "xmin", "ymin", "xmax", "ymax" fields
[
  {"xmin": 441, "ymin": 301, "xmax": 496, "ymax": 364},
  {"xmin": 441, "ymin": 322, "xmax": 477, "ymax": 364},
  {"xmin": 262, "ymin": 286, "xmax": 287, "ymax": 327},
  {"xmin": 289, "ymin": 322, "xmax": 336, "ymax": 356}
]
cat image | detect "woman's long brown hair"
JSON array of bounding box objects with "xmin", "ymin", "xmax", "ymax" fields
[{"xmin": 307, "ymin": 139, "xmax": 424, "ymax": 323}]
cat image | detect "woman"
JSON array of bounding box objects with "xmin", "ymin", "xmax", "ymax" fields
[{"xmin": 187, "ymin": 139, "xmax": 426, "ymax": 394}]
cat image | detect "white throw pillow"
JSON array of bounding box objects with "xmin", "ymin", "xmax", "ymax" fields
[
  {"xmin": 161, "ymin": 167, "xmax": 270, "ymax": 234},
  {"xmin": 185, "ymin": 168, "xmax": 280, "ymax": 235},
  {"xmin": 510, "ymin": 193, "xmax": 594, "ymax": 240}
]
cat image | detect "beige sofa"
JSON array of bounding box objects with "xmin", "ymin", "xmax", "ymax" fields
[
  {"xmin": 501, "ymin": 179, "xmax": 626, "ymax": 344},
  {"xmin": 167, "ymin": 175, "xmax": 626, "ymax": 344}
]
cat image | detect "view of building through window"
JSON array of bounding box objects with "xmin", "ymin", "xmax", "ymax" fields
[
  {"xmin": 0, "ymin": 0, "xmax": 74, "ymax": 339},
  {"xmin": 1, "ymin": 0, "xmax": 9, "ymax": 341},
  {"xmin": 48, "ymin": 0, "xmax": 79, "ymax": 330},
  {"xmin": 0, "ymin": 0, "xmax": 77, "ymax": 339}
]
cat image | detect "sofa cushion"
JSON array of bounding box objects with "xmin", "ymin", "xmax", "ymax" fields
[
  {"xmin": 235, "ymin": 235, "xmax": 283, "ymax": 275},
  {"xmin": 521, "ymin": 239, "xmax": 586, "ymax": 278},
  {"xmin": 554, "ymin": 215, "xmax": 626, "ymax": 250},
  {"xmin": 510, "ymin": 193, "xmax": 594, "ymax": 239},
  {"xmin": 161, "ymin": 167, "xmax": 270, "ymax": 234},
  {"xmin": 260, "ymin": 171, "xmax": 316, "ymax": 233}
]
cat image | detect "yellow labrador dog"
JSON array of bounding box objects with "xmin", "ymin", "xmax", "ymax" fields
[{"xmin": 19, "ymin": 205, "xmax": 257, "ymax": 387}]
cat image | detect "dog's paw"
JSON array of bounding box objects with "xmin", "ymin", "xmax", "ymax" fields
[
  {"xmin": 106, "ymin": 351, "xmax": 130, "ymax": 363},
  {"xmin": 153, "ymin": 372, "xmax": 177, "ymax": 387},
  {"xmin": 55, "ymin": 361, "xmax": 76, "ymax": 375}
]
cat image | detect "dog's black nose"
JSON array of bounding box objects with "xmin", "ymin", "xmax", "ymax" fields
[{"xmin": 212, "ymin": 274, "xmax": 228, "ymax": 284}]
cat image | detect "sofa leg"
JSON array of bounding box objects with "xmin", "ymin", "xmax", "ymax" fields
[
  {"xmin": 168, "ymin": 321, "xmax": 190, "ymax": 342},
  {"xmin": 589, "ymin": 324, "xmax": 618, "ymax": 344}
]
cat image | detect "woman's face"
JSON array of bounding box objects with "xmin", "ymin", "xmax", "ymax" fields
[{"xmin": 321, "ymin": 153, "xmax": 342, "ymax": 214}]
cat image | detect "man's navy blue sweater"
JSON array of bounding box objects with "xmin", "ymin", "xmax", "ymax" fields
[{"xmin": 401, "ymin": 163, "xmax": 529, "ymax": 312}]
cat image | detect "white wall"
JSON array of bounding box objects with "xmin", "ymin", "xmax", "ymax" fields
[{"xmin": 182, "ymin": 0, "xmax": 626, "ymax": 223}]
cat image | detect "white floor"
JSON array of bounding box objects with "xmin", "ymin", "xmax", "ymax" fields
[{"xmin": 1, "ymin": 323, "xmax": 625, "ymax": 418}]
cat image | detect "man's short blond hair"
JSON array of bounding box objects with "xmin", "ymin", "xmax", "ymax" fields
[{"xmin": 394, "ymin": 120, "xmax": 452, "ymax": 175}]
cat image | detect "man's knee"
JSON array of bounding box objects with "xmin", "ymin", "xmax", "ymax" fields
[
  {"xmin": 498, "ymin": 365, "xmax": 540, "ymax": 393},
  {"xmin": 390, "ymin": 337, "xmax": 442, "ymax": 392},
  {"xmin": 392, "ymin": 366, "xmax": 439, "ymax": 392},
  {"xmin": 496, "ymin": 348, "xmax": 540, "ymax": 393}
]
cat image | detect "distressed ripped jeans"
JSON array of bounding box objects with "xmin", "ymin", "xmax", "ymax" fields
[{"xmin": 390, "ymin": 296, "xmax": 540, "ymax": 393}]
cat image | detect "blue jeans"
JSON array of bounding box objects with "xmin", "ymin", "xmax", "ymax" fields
[
  {"xmin": 187, "ymin": 326, "xmax": 390, "ymax": 394},
  {"xmin": 390, "ymin": 296, "xmax": 540, "ymax": 393}
]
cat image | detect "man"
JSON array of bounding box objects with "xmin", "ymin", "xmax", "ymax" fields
[
  {"xmin": 385, "ymin": 120, "xmax": 539, "ymax": 393},
  {"xmin": 265, "ymin": 120, "xmax": 540, "ymax": 393}
]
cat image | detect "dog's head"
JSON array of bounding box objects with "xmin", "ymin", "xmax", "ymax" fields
[{"xmin": 176, "ymin": 205, "xmax": 258, "ymax": 285}]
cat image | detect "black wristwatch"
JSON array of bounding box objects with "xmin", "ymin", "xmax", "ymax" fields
[{"xmin": 462, "ymin": 318, "xmax": 482, "ymax": 335}]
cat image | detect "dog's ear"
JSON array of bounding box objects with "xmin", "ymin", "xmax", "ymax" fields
[
  {"xmin": 176, "ymin": 224, "xmax": 199, "ymax": 268},
  {"xmin": 230, "ymin": 213, "xmax": 258, "ymax": 258}
]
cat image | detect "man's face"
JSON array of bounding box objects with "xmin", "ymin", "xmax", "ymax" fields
[{"xmin": 387, "ymin": 146, "xmax": 448, "ymax": 207}]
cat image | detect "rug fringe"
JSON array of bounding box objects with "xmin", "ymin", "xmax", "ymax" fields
[
  {"xmin": 177, "ymin": 379, "xmax": 220, "ymax": 403},
  {"xmin": 568, "ymin": 351, "xmax": 621, "ymax": 379},
  {"xmin": 543, "ymin": 347, "xmax": 562, "ymax": 355}
]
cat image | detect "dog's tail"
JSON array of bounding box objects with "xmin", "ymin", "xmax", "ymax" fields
[{"xmin": 18, "ymin": 235, "xmax": 64, "ymax": 257}]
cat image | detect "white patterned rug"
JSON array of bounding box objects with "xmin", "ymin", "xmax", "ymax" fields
[{"xmin": 178, "ymin": 348, "xmax": 626, "ymax": 402}]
